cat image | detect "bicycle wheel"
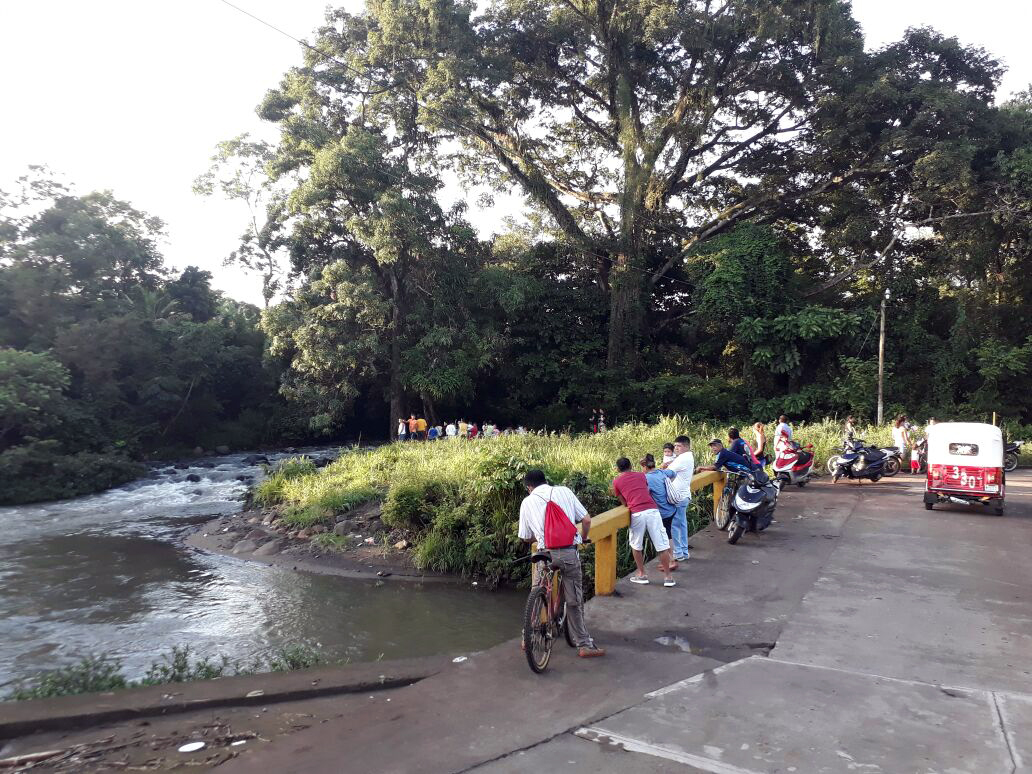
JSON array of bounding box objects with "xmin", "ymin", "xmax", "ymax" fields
[
  {"xmin": 522, "ymin": 586, "xmax": 552, "ymax": 673},
  {"xmin": 714, "ymin": 487, "xmax": 733, "ymax": 531}
]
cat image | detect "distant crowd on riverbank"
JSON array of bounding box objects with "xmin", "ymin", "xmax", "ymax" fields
[{"xmin": 398, "ymin": 416, "xmax": 529, "ymax": 441}]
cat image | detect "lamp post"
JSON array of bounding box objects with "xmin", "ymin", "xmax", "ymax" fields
[{"xmin": 877, "ymin": 288, "xmax": 890, "ymax": 425}]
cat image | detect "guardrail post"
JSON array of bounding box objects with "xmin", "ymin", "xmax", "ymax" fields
[
  {"xmin": 594, "ymin": 533, "xmax": 617, "ymax": 596},
  {"xmin": 713, "ymin": 473, "xmax": 725, "ymax": 517}
]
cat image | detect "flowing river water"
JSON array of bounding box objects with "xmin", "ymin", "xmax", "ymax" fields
[{"xmin": 0, "ymin": 451, "xmax": 523, "ymax": 691}]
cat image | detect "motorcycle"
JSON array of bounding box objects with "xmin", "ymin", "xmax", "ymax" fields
[
  {"xmin": 827, "ymin": 439, "xmax": 901, "ymax": 477},
  {"xmin": 832, "ymin": 439, "xmax": 889, "ymax": 484},
  {"xmin": 772, "ymin": 439, "xmax": 815, "ymax": 487},
  {"xmin": 1004, "ymin": 440, "xmax": 1024, "ymax": 473},
  {"xmin": 714, "ymin": 466, "xmax": 779, "ymax": 545}
]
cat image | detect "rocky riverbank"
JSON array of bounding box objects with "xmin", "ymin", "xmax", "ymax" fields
[{"xmin": 184, "ymin": 501, "xmax": 452, "ymax": 583}]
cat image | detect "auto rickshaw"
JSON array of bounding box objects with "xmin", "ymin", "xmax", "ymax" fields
[{"xmin": 924, "ymin": 422, "xmax": 1005, "ymax": 516}]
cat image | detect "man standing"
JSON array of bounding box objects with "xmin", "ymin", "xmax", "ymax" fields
[
  {"xmin": 612, "ymin": 457, "xmax": 675, "ymax": 587},
  {"xmin": 446, "ymin": 420, "xmax": 457, "ymax": 439},
  {"xmin": 518, "ymin": 470, "xmax": 605, "ymax": 658},
  {"xmin": 774, "ymin": 415, "xmax": 793, "ymax": 453},
  {"xmin": 407, "ymin": 414, "xmax": 419, "ymax": 441},
  {"xmin": 662, "ymin": 435, "xmax": 694, "ymax": 562},
  {"xmin": 640, "ymin": 454, "xmax": 682, "ymax": 570},
  {"xmin": 397, "ymin": 418, "xmax": 407, "ymax": 443},
  {"xmin": 415, "ymin": 415, "xmax": 428, "ymax": 440}
]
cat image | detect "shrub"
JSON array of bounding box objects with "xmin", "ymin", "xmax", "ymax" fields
[
  {"xmin": 6, "ymin": 656, "xmax": 128, "ymax": 700},
  {"xmin": 0, "ymin": 441, "xmax": 145, "ymax": 505}
]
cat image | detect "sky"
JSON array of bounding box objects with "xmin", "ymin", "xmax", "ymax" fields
[{"xmin": 0, "ymin": 0, "xmax": 1029, "ymax": 306}]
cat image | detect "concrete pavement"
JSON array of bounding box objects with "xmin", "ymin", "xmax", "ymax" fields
[{"xmin": 216, "ymin": 471, "xmax": 1032, "ymax": 773}]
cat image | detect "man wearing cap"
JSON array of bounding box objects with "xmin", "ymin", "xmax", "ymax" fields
[{"xmin": 697, "ymin": 438, "xmax": 755, "ymax": 474}]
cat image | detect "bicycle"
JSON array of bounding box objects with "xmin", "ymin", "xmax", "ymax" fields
[{"xmin": 517, "ymin": 548, "xmax": 580, "ymax": 673}]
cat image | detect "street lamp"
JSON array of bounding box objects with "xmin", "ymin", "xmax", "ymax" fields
[{"xmin": 877, "ymin": 288, "xmax": 890, "ymax": 425}]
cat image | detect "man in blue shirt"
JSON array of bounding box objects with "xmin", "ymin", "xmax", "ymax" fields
[
  {"xmin": 727, "ymin": 427, "xmax": 749, "ymax": 459},
  {"xmin": 639, "ymin": 454, "xmax": 681, "ymax": 567},
  {"xmin": 697, "ymin": 439, "xmax": 754, "ymax": 473}
]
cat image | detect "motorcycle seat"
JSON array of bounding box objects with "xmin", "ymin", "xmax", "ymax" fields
[
  {"xmin": 865, "ymin": 449, "xmax": 886, "ymax": 461},
  {"xmin": 795, "ymin": 451, "xmax": 813, "ymax": 466}
]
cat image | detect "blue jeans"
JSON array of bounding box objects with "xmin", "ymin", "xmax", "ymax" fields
[{"xmin": 671, "ymin": 502, "xmax": 690, "ymax": 558}]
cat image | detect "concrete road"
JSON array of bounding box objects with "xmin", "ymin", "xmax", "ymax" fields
[{"xmin": 220, "ymin": 471, "xmax": 1032, "ymax": 773}]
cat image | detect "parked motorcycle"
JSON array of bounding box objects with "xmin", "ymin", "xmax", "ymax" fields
[
  {"xmin": 831, "ymin": 439, "xmax": 889, "ymax": 484},
  {"xmin": 772, "ymin": 439, "xmax": 815, "ymax": 487},
  {"xmin": 827, "ymin": 440, "xmax": 901, "ymax": 476},
  {"xmin": 1005, "ymin": 440, "xmax": 1024, "ymax": 473},
  {"xmin": 714, "ymin": 467, "xmax": 779, "ymax": 544}
]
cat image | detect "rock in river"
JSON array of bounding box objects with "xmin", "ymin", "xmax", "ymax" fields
[
  {"xmin": 215, "ymin": 445, "xmax": 231, "ymax": 455},
  {"xmin": 186, "ymin": 473, "xmax": 202, "ymax": 483},
  {"xmin": 232, "ymin": 539, "xmax": 260, "ymax": 554}
]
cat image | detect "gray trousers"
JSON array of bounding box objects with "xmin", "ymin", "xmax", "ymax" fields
[{"xmin": 539, "ymin": 547, "xmax": 593, "ymax": 648}]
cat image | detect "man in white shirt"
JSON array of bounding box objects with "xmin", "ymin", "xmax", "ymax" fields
[
  {"xmin": 775, "ymin": 415, "xmax": 793, "ymax": 451},
  {"xmin": 517, "ymin": 470, "xmax": 604, "ymax": 658},
  {"xmin": 446, "ymin": 422, "xmax": 457, "ymax": 438},
  {"xmin": 662, "ymin": 435, "xmax": 694, "ymax": 561}
]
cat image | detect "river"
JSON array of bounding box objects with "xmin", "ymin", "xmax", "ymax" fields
[{"xmin": 0, "ymin": 450, "xmax": 523, "ymax": 691}]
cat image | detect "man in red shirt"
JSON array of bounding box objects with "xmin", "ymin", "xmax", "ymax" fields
[{"xmin": 611, "ymin": 457, "xmax": 675, "ymax": 587}]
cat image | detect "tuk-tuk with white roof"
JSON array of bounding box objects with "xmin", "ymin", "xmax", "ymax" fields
[{"xmin": 924, "ymin": 422, "xmax": 1005, "ymax": 516}]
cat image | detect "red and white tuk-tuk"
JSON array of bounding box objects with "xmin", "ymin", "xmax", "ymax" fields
[{"xmin": 924, "ymin": 422, "xmax": 1005, "ymax": 516}]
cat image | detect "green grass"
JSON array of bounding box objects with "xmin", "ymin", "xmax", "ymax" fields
[
  {"xmin": 5, "ymin": 644, "xmax": 327, "ymax": 702},
  {"xmin": 254, "ymin": 416, "xmax": 897, "ymax": 586}
]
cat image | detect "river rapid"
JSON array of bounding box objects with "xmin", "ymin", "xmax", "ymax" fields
[{"xmin": 0, "ymin": 450, "xmax": 522, "ymax": 691}]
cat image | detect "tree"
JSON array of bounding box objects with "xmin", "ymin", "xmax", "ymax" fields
[
  {"xmin": 257, "ymin": 72, "xmax": 496, "ymax": 433},
  {"xmin": 194, "ymin": 135, "xmax": 287, "ymax": 307},
  {"xmin": 287, "ymin": 2, "xmax": 1003, "ymax": 380},
  {"xmin": 0, "ymin": 349, "xmax": 71, "ymax": 449}
]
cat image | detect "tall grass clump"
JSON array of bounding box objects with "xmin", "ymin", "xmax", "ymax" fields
[{"xmin": 255, "ymin": 417, "xmax": 887, "ymax": 585}]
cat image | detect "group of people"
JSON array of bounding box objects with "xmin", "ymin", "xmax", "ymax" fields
[
  {"xmin": 517, "ymin": 434, "xmax": 700, "ymax": 659},
  {"xmin": 397, "ymin": 415, "xmax": 528, "ymax": 441},
  {"xmin": 514, "ymin": 416, "xmax": 804, "ymax": 661}
]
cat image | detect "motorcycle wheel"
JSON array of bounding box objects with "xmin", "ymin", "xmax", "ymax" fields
[
  {"xmin": 1004, "ymin": 452, "xmax": 1019, "ymax": 473},
  {"xmin": 832, "ymin": 472, "xmax": 841, "ymax": 484},
  {"xmin": 826, "ymin": 456, "xmax": 841, "ymax": 475},
  {"xmin": 728, "ymin": 522, "xmax": 745, "ymax": 544},
  {"xmin": 884, "ymin": 458, "xmax": 900, "ymax": 477},
  {"xmin": 796, "ymin": 480, "xmax": 808, "ymax": 488},
  {"xmin": 871, "ymin": 474, "xmax": 882, "ymax": 482}
]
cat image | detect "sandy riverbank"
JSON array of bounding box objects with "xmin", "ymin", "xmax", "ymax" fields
[{"xmin": 183, "ymin": 504, "xmax": 456, "ymax": 584}]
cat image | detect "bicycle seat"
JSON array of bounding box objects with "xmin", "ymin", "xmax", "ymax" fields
[{"xmin": 530, "ymin": 551, "xmax": 552, "ymax": 563}]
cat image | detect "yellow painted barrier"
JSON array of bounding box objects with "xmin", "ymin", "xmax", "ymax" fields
[{"xmin": 587, "ymin": 470, "xmax": 726, "ymax": 596}]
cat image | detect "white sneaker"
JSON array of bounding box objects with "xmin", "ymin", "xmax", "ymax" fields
[{"xmin": 629, "ymin": 576, "xmax": 650, "ymax": 585}]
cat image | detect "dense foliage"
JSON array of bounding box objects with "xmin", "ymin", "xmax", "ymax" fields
[
  {"xmin": 245, "ymin": 0, "xmax": 1032, "ymax": 434},
  {"xmin": 0, "ymin": 173, "xmax": 299, "ymax": 504}
]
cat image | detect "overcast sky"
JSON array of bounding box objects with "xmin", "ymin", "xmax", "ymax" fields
[{"xmin": 1, "ymin": 0, "xmax": 1028, "ymax": 306}]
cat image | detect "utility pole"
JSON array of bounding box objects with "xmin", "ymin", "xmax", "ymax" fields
[{"xmin": 877, "ymin": 288, "xmax": 890, "ymax": 425}]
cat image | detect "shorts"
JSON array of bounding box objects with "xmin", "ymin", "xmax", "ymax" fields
[{"xmin": 629, "ymin": 508, "xmax": 670, "ymax": 552}]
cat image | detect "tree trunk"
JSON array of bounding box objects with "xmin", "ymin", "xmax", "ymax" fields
[
  {"xmin": 606, "ymin": 251, "xmax": 644, "ymax": 376},
  {"xmin": 388, "ymin": 271, "xmax": 405, "ymax": 437}
]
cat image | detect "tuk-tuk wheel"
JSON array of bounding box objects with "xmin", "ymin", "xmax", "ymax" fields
[
  {"xmin": 994, "ymin": 505, "xmax": 1004, "ymax": 516},
  {"xmin": 924, "ymin": 502, "xmax": 933, "ymax": 511}
]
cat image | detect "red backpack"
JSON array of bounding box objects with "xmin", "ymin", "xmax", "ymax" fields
[{"xmin": 538, "ymin": 490, "xmax": 577, "ymax": 549}]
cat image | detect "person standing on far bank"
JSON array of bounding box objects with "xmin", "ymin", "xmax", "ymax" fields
[{"xmin": 517, "ymin": 470, "xmax": 605, "ymax": 658}]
